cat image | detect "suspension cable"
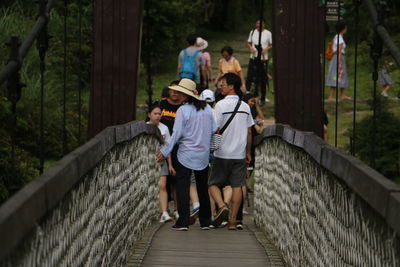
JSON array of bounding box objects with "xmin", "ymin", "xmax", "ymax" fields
[
  {"xmin": 78, "ymin": 0, "xmax": 83, "ymax": 145},
  {"xmin": 63, "ymin": 0, "xmax": 68, "ymax": 154},
  {"xmin": 334, "ymin": 0, "xmax": 341, "ymax": 148},
  {"xmin": 351, "ymin": 0, "xmax": 361, "ymax": 155}
]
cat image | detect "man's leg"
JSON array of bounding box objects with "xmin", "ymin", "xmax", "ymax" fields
[
  {"xmin": 246, "ymin": 59, "xmax": 254, "ymax": 93},
  {"xmin": 208, "ymin": 158, "xmax": 229, "ymax": 226},
  {"xmin": 194, "ymin": 166, "xmax": 212, "ymax": 227},
  {"xmin": 227, "ymin": 159, "xmax": 247, "ymax": 229},
  {"xmin": 174, "ymin": 160, "xmax": 192, "ymax": 227},
  {"xmin": 229, "ymin": 187, "xmax": 243, "ymax": 225}
]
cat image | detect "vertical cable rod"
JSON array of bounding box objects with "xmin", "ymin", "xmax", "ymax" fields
[
  {"xmin": 334, "ymin": 0, "xmax": 341, "ymax": 148},
  {"xmin": 78, "ymin": 0, "xmax": 83, "ymax": 144},
  {"xmin": 62, "ymin": 0, "xmax": 68, "ymax": 154},
  {"xmin": 351, "ymin": 0, "xmax": 361, "ymax": 155}
]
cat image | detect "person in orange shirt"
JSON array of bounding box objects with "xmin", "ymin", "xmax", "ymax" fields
[{"xmin": 215, "ymin": 46, "xmax": 246, "ymax": 94}]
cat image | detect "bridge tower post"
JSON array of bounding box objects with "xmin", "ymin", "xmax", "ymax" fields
[
  {"xmin": 89, "ymin": 0, "xmax": 144, "ymax": 137},
  {"xmin": 272, "ymin": 0, "xmax": 325, "ymax": 137}
]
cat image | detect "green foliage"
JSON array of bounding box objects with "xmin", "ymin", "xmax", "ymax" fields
[
  {"xmin": 346, "ymin": 98, "xmax": 400, "ymax": 180},
  {"xmin": 0, "ymin": 1, "xmax": 92, "ymax": 204}
]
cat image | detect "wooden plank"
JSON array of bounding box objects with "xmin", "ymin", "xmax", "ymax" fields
[{"xmin": 140, "ymin": 219, "xmax": 271, "ymax": 267}]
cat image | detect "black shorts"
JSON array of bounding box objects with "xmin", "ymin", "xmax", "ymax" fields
[{"xmin": 208, "ymin": 158, "xmax": 246, "ymax": 188}]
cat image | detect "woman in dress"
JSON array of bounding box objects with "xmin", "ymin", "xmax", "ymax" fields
[{"xmin": 326, "ymin": 22, "xmax": 351, "ymax": 101}]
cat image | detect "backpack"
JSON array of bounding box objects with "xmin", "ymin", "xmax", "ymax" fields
[
  {"xmin": 325, "ymin": 41, "xmax": 334, "ymax": 60},
  {"xmin": 179, "ymin": 49, "xmax": 200, "ymax": 80}
]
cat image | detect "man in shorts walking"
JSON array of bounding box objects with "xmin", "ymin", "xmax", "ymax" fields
[{"xmin": 209, "ymin": 73, "xmax": 254, "ymax": 230}]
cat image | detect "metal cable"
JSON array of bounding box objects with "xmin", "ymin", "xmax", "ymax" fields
[
  {"xmin": 334, "ymin": 0, "xmax": 341, "ymax": 148},
  {"xmin": 351, "ymin": 1, "xmax": 361, "ymax": 155},
  {"xmin": 78, "ymin": 0, "xmax": 82, "ymax": 145},
  {"xmin": 63, "ymin": 0, "xmax": 68, "ymax": 155}
]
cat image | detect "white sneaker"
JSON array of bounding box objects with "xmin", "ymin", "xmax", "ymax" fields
[
  {"xmin": 381, "ymin": 91, "xmax": 389, "ymax": 98},
  {"xmin": 160, "ymin": 214, "xmax": 172, "ymax": 223},
  {"xmin": 174, "ymin": 211, "xmax": 179, "ymax": 220}
]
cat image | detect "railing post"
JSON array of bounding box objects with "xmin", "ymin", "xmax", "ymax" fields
[
  {"xmin": 36, "ymin": 0, "xmax": 50, "ymax": 173},
  {"xmin": 5, "ymin": 36, "xmax": 25, "ymax": 191}
]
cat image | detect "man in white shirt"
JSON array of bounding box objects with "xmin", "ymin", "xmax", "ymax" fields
[
  {"xmin": 245, "ymin": 18, "xmax": 272, "ymax": 106},
  {"xmin": 209, "ymin": 73, "xmax": 254, "ymax": 230}
]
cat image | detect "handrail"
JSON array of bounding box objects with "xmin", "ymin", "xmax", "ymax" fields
[
  {"xmin": 0, "ymin": 0, "xmax": 54, "ymax": 86},
  {"xmin": 364, "ymin": 0, "xmax": 400, "ymax": 67}
]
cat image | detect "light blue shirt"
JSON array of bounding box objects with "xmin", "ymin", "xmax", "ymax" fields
[{"xmin": 160, "ymin": 103, "xmax": 217, "ymax": 170}]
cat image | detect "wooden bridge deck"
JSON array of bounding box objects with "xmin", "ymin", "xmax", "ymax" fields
[{"xmin": 136, "ymin": 210, "xmax": 284, "ymax": 267}]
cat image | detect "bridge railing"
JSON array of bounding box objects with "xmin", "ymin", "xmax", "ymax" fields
[
  {"xmin": 254, "ymin": 124, "xmax": 400, "ymax": 266},
  {"xmin": 0, "ymin": 121, "xmax": 162, "ymax": 266}
]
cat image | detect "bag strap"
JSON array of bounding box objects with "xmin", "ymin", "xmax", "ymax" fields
[{"xmin": 219, "ymin": 99, "xmax": 241, "ymax": 135}]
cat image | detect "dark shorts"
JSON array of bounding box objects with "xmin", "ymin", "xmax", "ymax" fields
[{"xmin": 208, "ymin": 158, "xmax": 246, "ymax": 188}]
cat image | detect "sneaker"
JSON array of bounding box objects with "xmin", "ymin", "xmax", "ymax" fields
[
  {"xmin": 381, "ymin": 91, "xmax": 389, "ymax": 98},
  {"xmin": 220, "ymin": 221, "xmax": 228, "ymax": 228},
  {"xmin": 212, "ymin": 206, "xmax": 229, "ymax": 227},
  {"xmin": 200, "ymin": 225, "xmax": 211, "ymax": 230},
  {"xmin": 171, "ymin": 225, "xmax": 188, "ymax": 231},
  {"xmin": 190, "ymin": 206, "xmax": 200, "ymax": 217},
  {"xmin": 174, "ymin": 211, "xmax": 179, "ymax": 220},
  {"xmin": 236, "ymin": 221, "xmax": 244, "ymax": 230},
  {"xmin": 189, "ymin": 206, "xmax": 200, "ymax": 225},
  {"xmin": 160, "ymin": 214, "xmax": 173, "ymax": 223}
]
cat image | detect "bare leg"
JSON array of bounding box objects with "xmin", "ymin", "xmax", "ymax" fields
[
  {"xmin": 323, "ymin": 124, "xmax": 329, "ymax": 142},
  {"xmin": 190, "ymin": 184, "xmax": 199, "ymax": 208},
  {"xmin": 229, "ymin": 187, "xmax": 243, "ymax": 223},
  {"xmin": 382, "ymin": 85, "xmax": 390, "ymax": 93},
  {"xmin": 340, "ymin": 87, "xmax": 351, "ymax": 100},
  {"xmin": 223, "ymin": 185, "xmax": 232, "ymax": 204},
  {"xmin": 209, "ymin": 185, "xmax": 225, "ymax": 209},
  {"xmin": 209, "ymin": 189, "xmax": 216, "ymax": 217},
  {"xmin": 327, "ymin": 87, "xmax": 336, "ymax": 101},
  {"xmin": 159, "ymin": 176, "xmax": 168, "ymax": 212}
]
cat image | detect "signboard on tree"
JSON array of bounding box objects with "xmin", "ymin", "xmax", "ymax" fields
[{"xmin": 325, "ymin": 1, "xmax": 345, "ymax": 21}]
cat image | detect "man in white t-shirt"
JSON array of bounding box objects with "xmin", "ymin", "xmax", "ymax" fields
[
  {"xmin": 208, "ymin": 73, "xmax": 254, "ymax": 230},
  {"xmin": 245, "ymin": 18, "xmax": 272, "ymax": 106}
]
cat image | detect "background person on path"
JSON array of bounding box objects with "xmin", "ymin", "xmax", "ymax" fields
[
  {"xmin": 196, "ymin": 37, "xmax": 212, "ymax": 89},
  {"xmin": 156, "ymin": 79, "xmax": 217, "ymax": 231},
  {"xmin": 177, "ymin": 34, "xmax": 207, "ymax": 89},
  {"xmin": 146, "ymin": 103, "xmax": 176, "ymax": 223},
  {"xmin": 215, "ymin": 46, "xmax": 246, "ymax": 94},
  {"xmin": 245, "ymin": 18, "xmax": 272, "ymax": 106},
  {"xmin": 326, "ymin": 22, "xmax": 351, "ymax": 101},
  {"xmin": 209, "ymin": 73, "xmax": 254, "ymax": 230}
]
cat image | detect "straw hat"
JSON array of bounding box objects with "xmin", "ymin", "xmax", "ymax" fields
[
  {"xmin": 168, "ymin": 78, "xmax": 200, "ymax": 99},
  {"xmin": 196, "ymin": 37, "xmax": 208, "ymax": 50}
]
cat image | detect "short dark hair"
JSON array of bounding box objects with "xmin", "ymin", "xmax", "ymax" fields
[
  {"xmin": 222, "ymin": 73, "xmax": 242, "ymax": 98},
  {"xmin": 256, "ymin": 18, "xmax": 265, "ymax": 23},
  {"xmin": 221, "ymin": 46, "xmax": 233, "ymax": 56},
  {"xmin": 170, "ymin": 80, "xmax": 180, "ymax": 86},
  {"xmin": 336, "ymin": 22, "xmax": 346, "ymax": 34},
  {"xmin": 186, "ymin": 34, "xmax": 197, "ymax": 45},
  {"xmin": 161, "ymin": 87, "xmax": 169, "ymax": 98},
  {"xmin": 148, "ymin": 101, "xmax": 161, "ymax": 114},
  {"xmin": 243, "ymin": 93, "xmax": 255, "ymax": 103}
]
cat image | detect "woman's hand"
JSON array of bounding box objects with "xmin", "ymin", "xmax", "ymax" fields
[
  {"xmin": 156, "ymin": 152, "xmax": 165, "ymax": 162},
  {"xmin": 169, "ymin": 166, "xmax": 176, "ymax": 176}
]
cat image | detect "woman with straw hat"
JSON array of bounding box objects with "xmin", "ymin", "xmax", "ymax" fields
[{"xmin": 156, "ymin": 78, "xmax": 217, "ymax": 231}]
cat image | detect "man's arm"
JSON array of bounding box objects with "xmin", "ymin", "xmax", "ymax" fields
[{"xmin": 247, "ymin": 42, "xmax": 256, "ymax": 54}]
